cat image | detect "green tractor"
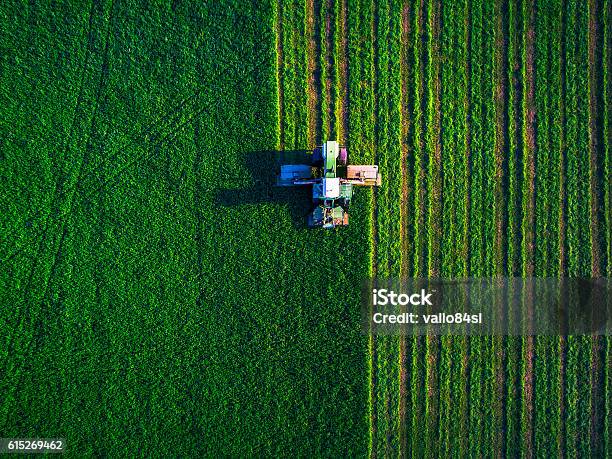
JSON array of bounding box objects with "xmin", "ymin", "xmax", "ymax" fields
[{"xmin": 277, "ymin": 140, "xmax": 381, "ymax": 229}]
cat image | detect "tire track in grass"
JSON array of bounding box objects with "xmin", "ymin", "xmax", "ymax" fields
[
  {"xmin": 0, "ymin": 0, "xmax": 97, "ymax": 250},
  {"xmin": 3, "ymin": 51, "xmax": 274, "ymax": 266},
  {"xmin": 0, "ymin": 1, "xmax": 115, "ymax": 428}
]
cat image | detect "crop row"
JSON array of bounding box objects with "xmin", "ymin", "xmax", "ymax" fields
[{"xmin": 364, "ymin": 0, "xmax": 609, "ymax": 457}]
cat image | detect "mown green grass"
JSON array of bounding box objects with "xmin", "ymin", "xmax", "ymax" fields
[{"xmin": 1, "ymin": 1, "xmax": 368, "ymax": 456}]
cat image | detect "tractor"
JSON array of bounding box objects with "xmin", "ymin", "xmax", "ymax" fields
[{"xmin": 277, "ymin": 140, "xmax": 381, "ymax": 229}]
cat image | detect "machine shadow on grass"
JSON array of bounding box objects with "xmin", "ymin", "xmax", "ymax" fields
[{"xmin": 215, "ymin": 150, "xmax": 313, "ymax": 229}]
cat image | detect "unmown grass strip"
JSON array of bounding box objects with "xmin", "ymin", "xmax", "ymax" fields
[
  {"xmin": 275, "ymin": 0, "xmax": 285, "ymax": 150},
  {"xmin": 413, "ymin": 0, "xmax": 428, "ymax": 278},
  {"xmin": 558, "ymin": 2, "xmax": 569, "ymax": 449},
  {"xmin": 533, "ymin": 5, "xmax": 562, "ymax": 443},
  {"xmin": 467, "ymin": 5, "xmax": 487, "ymax": 441},
  {"xmin": 424, "ymin": 0, "xmax": 441, "ymax": 456},
  {"xmin": 372, "ymin": 0, "xmax": 403, "ymax": 450},
  {"xmin": 336, "ymin": 0, "xmax": 349, "ymax": 142},
  {"xmin": 347, "ymin": 0, "xmax": 377, "ymax": 453},
  {"xmin": 306, "ymin": 0, "xmax": 320, "ymax": 147},
  {"xmin": 565, "ymin": 0, "xmax": 592, "ymax": 277}
]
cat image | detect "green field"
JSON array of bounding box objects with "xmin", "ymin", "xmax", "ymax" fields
[{"xmin": 1, "ymin": 0, "xmax": 610, "ymax": 456}]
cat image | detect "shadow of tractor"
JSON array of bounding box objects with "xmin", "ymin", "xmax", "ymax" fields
[{"xmin": 215, "ymin": 150, "xmax": 314, "ymax": 229}]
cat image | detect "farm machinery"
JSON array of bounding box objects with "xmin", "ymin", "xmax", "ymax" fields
[{"xmin": 277, "ymin": 140, "xmax": 381, "ymax": 229}]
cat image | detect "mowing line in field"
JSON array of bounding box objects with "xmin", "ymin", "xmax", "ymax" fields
[
  {"xmin": 466, "ymin": 0, "xmax": 487, "ymax": 453},
  {"xmin": 345, "ymin": 0, "xmax": 377, "ymax": 453},
  {"xmin": 405, "ymin": 0, "xmax": 427, "ymax": 453},
  {"xmin": 606, "ymin": 336, "xmax": 611, "ymax": 458},
  {"xmin": 606, "ymin": 0, "xmax": 612, "ymax": 281},
  {"xmin": 535, "ymin": 1, "xmax": 563, "ymax": 453},
  {"xmin": 424, "ymin": 0, "xmax": 441, "ymax": 454},
  {"xmin": 587, "ymin": 0, "xmax": 606, "ymax": 278},
  {"xmin": 557, "ymin": 0, "xmax": 569, "ymax": 447},
  {"xmin": 587, "ymin": 1, "xmax": 607, "ymax": 454},
  {"xmin": 0, "ymin": 0, "xmax": 99, "ymax": 252},
  {"xmin": 522, "ymin": 0, "xmax": 536, "ymax": 278},
  {"xmin": 306, "ymin": 0, "xmax": 320, "ymax": 147},
  {"xmin": 521, "ymin": 0, "xmax": 536, "ymax": 454},
  {"xmin": 371, "ymin": 0, "xmax": 403, "ymax": 450},
  {"xmin": 492, "ymin": 0, "xmax": 512, "ymax": 453},
  {"xmin": 397, "ymin": 0, "xmax": 411, "ymax": 455},
  {"xmin": 275, "ymin": 0, "xmax": 285, "ymax": 151},
  {"xmin": 324, "ymin": 0, "xmax": 337, "ymax": 139},
  {"xmin": 0, "ymin": 0, "xmax": 115, "ymax": 428},
  {"xmin": 336, "ymin": 0, "xmax": 349, "ymax": 142},
  {"xmin": 319, "ymin": 0, "xmax": 329, "ymax": 140},
  {"xmin": 413, "ymin": 0, "xmax": 433, "ymax": 277},
  {"xmin": 569, "ymin": 1, "xmax": 593, "ymax": 454}
]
